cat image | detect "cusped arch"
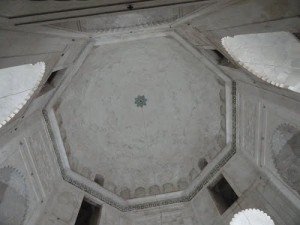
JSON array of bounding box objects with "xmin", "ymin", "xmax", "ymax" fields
[
  {"xmin": 271, "ymin": 123, "xmax": 300, "ymax": 194},
  {"xmin": 222, "ymin": 32, "xmax": 300, "ymax": 93},
  {"xmin": 0, "ymin": 166, "xmax": 28, "ymax": 225},
  {"xmin": 0, "ymin": 62, "xmax": 45, "ymax": 128}
]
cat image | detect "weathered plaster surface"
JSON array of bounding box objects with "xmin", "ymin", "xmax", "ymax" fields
[{"xmin": 56, "ymin": 35, "xmax": 226, "ymax": 198}]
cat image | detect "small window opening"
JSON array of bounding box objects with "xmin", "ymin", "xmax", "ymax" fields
[
  {"xmin": 209, "ymin": 175, "xmax": 238, "ymax": 214},
  {"xmin": 75, "ymin": 198, "xmax": 102, "ymax": 225},
  {"xmin": 94, "ymin": 174, "xmax": 104, "ymax": 186},
  {"xmin": 38, "ymin": 69, "xmax": 65, "ymax": 96},
  {"xmin": 293, "ymin": 33, "xmax": 300, "ymax": 41},
  {"xmin": 206, "ymin": 49, "xmax": 237, "ymax": 68},
  {"xmin": 213, "ymin": 50, "xmax": 237, "ymax": 68},
  {"xmin": 213, "ymin": 50, "xmax": 226, "ymax": 62},
  {"xmin": 46, "ymin": 70, "xmax": 58, "ymax": 85}
]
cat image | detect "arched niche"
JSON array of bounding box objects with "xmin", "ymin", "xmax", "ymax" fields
[
  {"xmin": 222, "ymin": 32, "xmax": 300, "ymax": 93},
  {"xmin": 0, "ymin": 167, "xmax": 28, "ymax": 225},
  {"xmin": 271, "ymin": 123, "xmax": 300, "ymax": 195},
  {"xmin": 0, "ymin": 62, "xmax": 45, "ymax": 128}
]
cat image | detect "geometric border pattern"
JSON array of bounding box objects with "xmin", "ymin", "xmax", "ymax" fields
[{"xmin": 42, "ymin": 81, "xmax": 236, "ymax": 211}]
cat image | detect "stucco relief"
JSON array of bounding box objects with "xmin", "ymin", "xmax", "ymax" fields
[
  {"xmin": 27, "ymin": 129, "xmax": 56, "ymax": 196},
  {"xmin": 48, "ymin": 5, "xmax": 197, "ymax": 34},
  {"xmin": 242, "ymin": 98, "xmax": 257, "ymax": 158},
  {"xmin": 271, "ymin": 123, "xmax": 300, "ymax": 195},
  {"xmin": 0, "ymin": 166, "xmax": 28, "ymax": 225}
]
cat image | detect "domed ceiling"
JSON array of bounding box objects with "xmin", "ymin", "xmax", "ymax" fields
[{"xmin": 52, "ymin": 35, "xmax": 228, "ymax": 200}]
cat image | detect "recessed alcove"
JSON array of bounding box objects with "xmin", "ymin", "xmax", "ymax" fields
[
  {"xmin": 209, "ymin": 175, "xmax": 238, "ymax": 214},
  {"xmin": 38, "ymin": 69, "xmax": 66, "ymax": 96},
  {"xmin": 74, "ymin": 198, "xmax": 102, "ymax": 225},
  {"xmin": 94, "ymin": 174, "xmax": 104, "ymax": 186},
  {"xmin": 205, "ymin": 49, "xmax": 237, "ymax": 68}
]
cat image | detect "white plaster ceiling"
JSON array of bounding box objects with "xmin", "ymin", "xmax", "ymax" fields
[{"xmin": 54, "ymin": 35, "xmax": 226, "ymax": 199}]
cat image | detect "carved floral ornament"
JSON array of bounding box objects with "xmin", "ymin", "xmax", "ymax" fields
[
  {"xmin": 230, "ymin": 209, "xmax": 274, "ymax": 225},
  {"xmin": 134, "ymin": 95, "xmax": 147, "ymax": 108}
]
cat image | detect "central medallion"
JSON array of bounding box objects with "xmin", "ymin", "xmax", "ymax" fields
[{"xmin": 135, "ymin": 95, "xmax": 147, "ymax": 108}]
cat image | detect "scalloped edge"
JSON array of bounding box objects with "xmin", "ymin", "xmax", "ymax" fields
[
  {"xmin": 0, "ymin": 62, "xmax": 46, "ymax": 129},
  {"xmin": 230, "ymin": 208, "xmax": 274, "ymax": 225},
  {"xmin": 221, "ymin": 36, "xmax": 289, "ymax": 89}
]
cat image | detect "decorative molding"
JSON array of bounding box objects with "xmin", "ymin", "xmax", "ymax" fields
[
  {"xmin": 94, "ymin": 18, "xmax": 175, "ymax": 35},
  {"xmin": 9, "ymin": 1, "xmax": 204, "ymax": 26},
  {"xmin": 42, "ymin": 81, "xmax": 236, "ymax": 211}
]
